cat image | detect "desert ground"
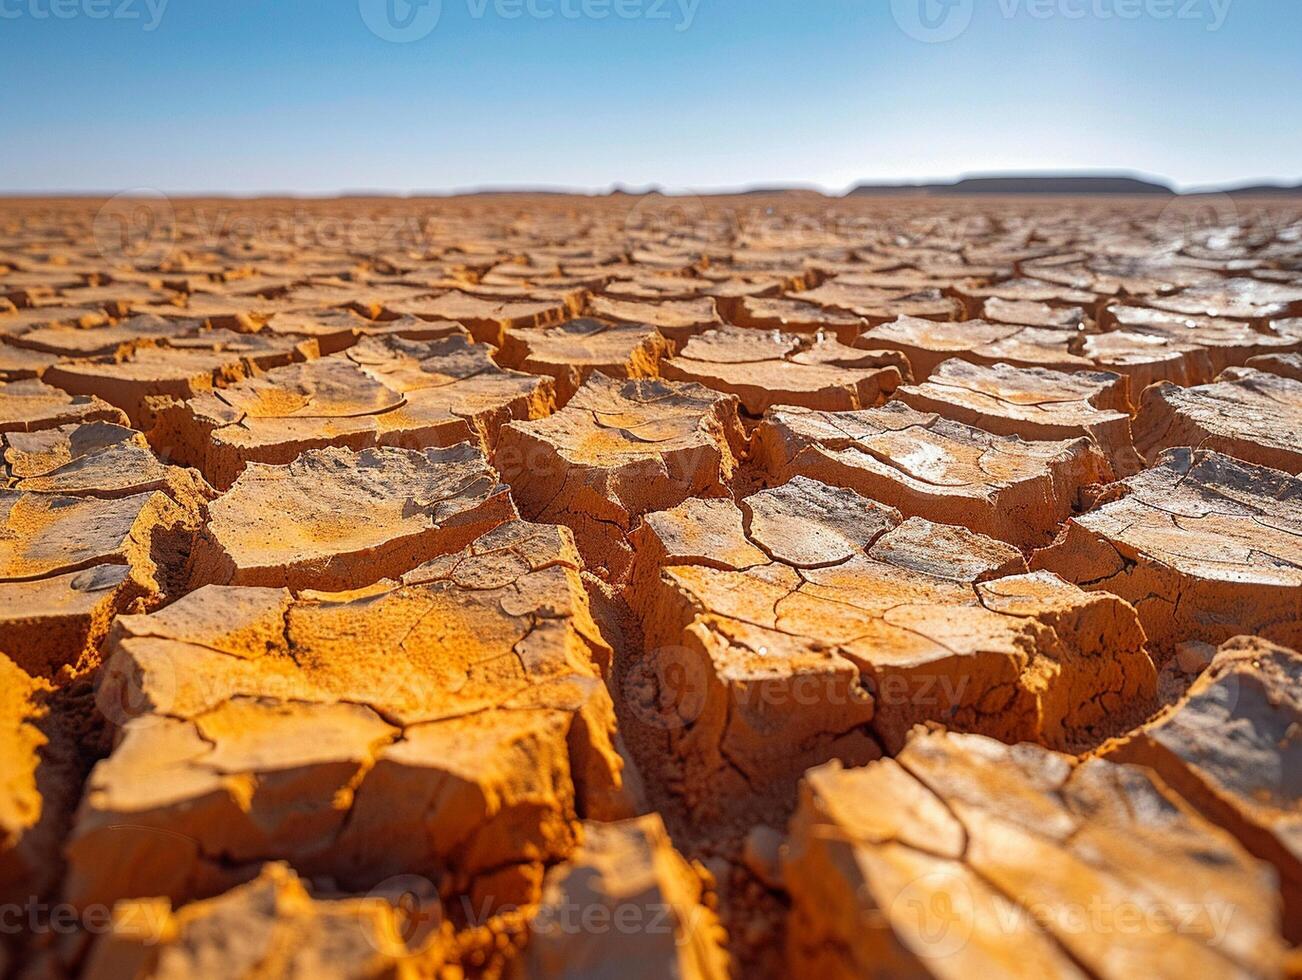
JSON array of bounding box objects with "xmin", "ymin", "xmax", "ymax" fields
[{"xmin": 2, "ymin": 193, "xmax": 1300, "ymax": 978}]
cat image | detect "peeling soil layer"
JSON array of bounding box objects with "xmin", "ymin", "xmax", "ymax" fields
[{"xmin": 1, "ymin": 194, "xmax": 1300, "ymax": 978}]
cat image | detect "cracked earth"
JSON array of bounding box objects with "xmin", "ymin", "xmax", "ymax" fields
[{"xmin": 1, "ymin": 195, "xmax": 1301, "ymax": 978}]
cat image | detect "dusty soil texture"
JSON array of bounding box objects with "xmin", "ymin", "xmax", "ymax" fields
[{"xmin": 1, "ymin": 194, "xmax": 1300, "ymax": 978}]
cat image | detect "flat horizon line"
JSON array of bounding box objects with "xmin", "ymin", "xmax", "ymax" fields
[{"xmin": 4, "ymin": 171, "xmax": 1300, "ymax": 200}]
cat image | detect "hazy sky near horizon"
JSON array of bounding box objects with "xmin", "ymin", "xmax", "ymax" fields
[{"xmin": 1, "ymin": 0, "xmax": 1298, "ymax": 194}]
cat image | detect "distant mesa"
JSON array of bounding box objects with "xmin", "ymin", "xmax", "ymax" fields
[
  {"xmin": 848, "ymin": 174, "xmax": 1176, "ymax": 196},
  {"xmin": 608, "ymin": 183, "xmax": 666, "ymax": 197},
  {"xmin": 458, "ymin": 176, "xmax": 1302, "ymax": 199},
  {"xmin": 847, "ymin": 174, "xmax": 1302, "ymax": 197},
  {"xmin": 1214, "ymin": 181, "xmax": 1302, "ymax": 196},
  {"xmin": 732, "ymin": 185, "xmax": 830, "ymax": 197}
]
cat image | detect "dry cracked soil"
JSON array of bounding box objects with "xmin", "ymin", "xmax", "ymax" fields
[{"xmin": 1, "ymin": 194, "xmax": 1301, "ymax": 979}]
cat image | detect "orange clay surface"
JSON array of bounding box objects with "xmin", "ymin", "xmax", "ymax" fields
[{"xmin": 1, "ymin": 194, "xmax": 1300, "ymax": 978}]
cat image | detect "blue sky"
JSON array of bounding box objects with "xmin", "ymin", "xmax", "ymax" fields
[{"xmin": 1, "ymin": 0, "xmax": 1298, "ymax": 193}]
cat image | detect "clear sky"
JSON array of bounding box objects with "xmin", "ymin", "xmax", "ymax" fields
[{"xmin": 1, "ymin": 0, "xmax": 1298, "ymax": 194}]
